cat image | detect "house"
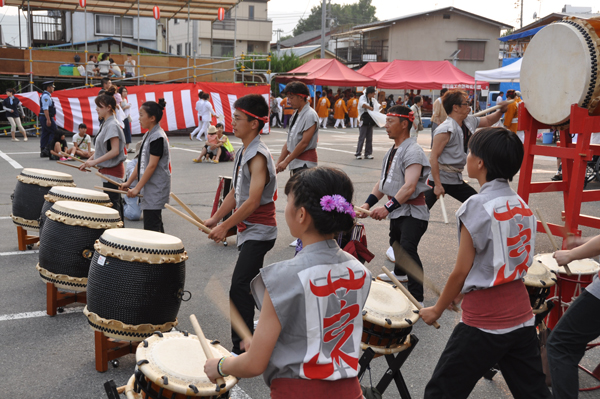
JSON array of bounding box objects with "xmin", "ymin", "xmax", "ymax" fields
[
  {"xmin": 270, "ymin": 28, "xmax": 331, "ymax": 51},
  {"xmin": 332, "ymin": 7, "xmax": 512, "ymax": 77},
  {"xmin": 272, "ymin": 45, "xmax": 336, "ymax": 63},
  {"xmin": 167, "ymin": 0, "xmax": 272, "ymax": 58}
]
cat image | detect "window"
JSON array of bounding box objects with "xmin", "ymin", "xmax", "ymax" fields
[
  {"xmin": 248, "ymin": 5, "xmax": 254, "ymax": 20},
  {"xmin": 213, "ymin": 19, "xmax": 235, "ymax": 30},
  {"xmin": 212, "ymin": 39, "xmax": 234, "ymax": 57},
  {"xmin": 443, "ymin": 13, "xmax": 451, "ymax": 19},
  {"xmin": 174, "ymin": 18, "xmax": 179, "ymax": 24},
  {"xmin": 247, "ymin": 41, "xmax": 262, "ymax": 53},
  {"xmin": 169, "ymin": 45, "xmax": 173, "ymax": 54},
  {"xmin": 185, "ymin": 42, "xmax": 191, "ymax": 56},
  {"xmin": 177, "ymin": 44, "xmax": 182, "ymax": 56},
  {"xmin": 458, "ymin": 41, "xmax": 486, "ymax": 61},
  {"xmin": 95, "ymin": 14, "xmax": 133, "ymax": 37}
]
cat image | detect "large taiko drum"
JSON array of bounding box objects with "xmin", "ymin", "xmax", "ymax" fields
[
  {"xmin": 521, "ymin": 17, "xmax": 600, "ymax": 127},
  {"xmin": 39, "ymin": 186, "xmax": 112, "ymax": 238},
  {"xmin": 11, "ymin": 168, "xmax": 75, "ymax": 231},
  {"xmin": 533, "ymin": 253, "xmax": 600, "ymax": 330},
  {"xmin": 124, "ymin": 331, "xmax": 237, "ymax": 399},
  {"xmin": 361, "ymin": 280, "xmax": 419, "ymax": 348},
  {"xmin": 84, "ymin": 228, "xmax": 188, "ymax": 341},
  {"xmin": 522, "ymin": 259, "xmax": 556, "ymax": 314},
  {"xmin": 36, "ymin": 201, "xmax": 122, "ymax": 292}
]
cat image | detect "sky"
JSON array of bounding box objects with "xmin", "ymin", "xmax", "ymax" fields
[{"xmin": 1, "ymin": 0, "xmax": 599, "ymax": 46}]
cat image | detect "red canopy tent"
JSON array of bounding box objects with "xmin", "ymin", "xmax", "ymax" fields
[
  {"xmin": 276, "ymin": 59, "xmax": 376, "ymax": 87},
  {"xmin": 370, "ymin": 60, "xmax": 488, "ymax": 90},
  {"xmin": 357, "ymin": 62, "xmax": 390, "ymax": 77}
]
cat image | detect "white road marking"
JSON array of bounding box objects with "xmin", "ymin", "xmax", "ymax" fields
[
  {"xmin": 0, "ymin": 307, "xmax": 83, "ymax": 321},
  {"xmin": 0, "ymin": 250, "xmax": 39, "ymax": 256},
  {"xmin": 0, "ymin": 150, "xmax": 23, "ymax": 169},
  {"xmin": 170, "ymin": 147, "xmax": 202, "ymax": 153},
  {"xmin": 3, "ymin": 151, "xmax": 40, "ymax": 155},
  {"xmin": 0, "ymin": 216, "xmax": 13, "ymax": 220},
  {"xmin": 318, "ymin": 146, "xmax": 357, "ymax": 155},
  {"xmin": 231, "ymin": 386, "xmax": 253, "ymax": 399}
]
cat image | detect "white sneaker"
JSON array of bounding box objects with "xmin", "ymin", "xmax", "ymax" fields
[
  {"xmin": 386, "ymin": 246, "xmax": 395, "ymax": 262},
  {"xmin": 365, "ymin": 155, "xmax": 374, "ymax": 159},
  {"xmin": 356, "ymin": 155, "xmax": 363, "ymax": 160},
  {"xmin": 377, "ymin": 271, "xmax": 408, "ymax": 283},
  {"xmin": 289, "ymin": 239, "xmax": 298, "ymax": 247}
]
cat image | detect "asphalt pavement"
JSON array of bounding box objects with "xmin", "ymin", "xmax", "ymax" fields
[{"xmin": 1, "ymin": 126, "xmax": 599, "ymax": 399}]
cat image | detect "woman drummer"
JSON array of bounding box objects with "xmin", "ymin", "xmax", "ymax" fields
[
  {"xmin": 79, "ymin": 86, "xmax": 126, "ymax": 220},
  {"xmin": 120, "ymin": 99, "xmax": 171, "ymax": 232},
  {"xmin": 204, "ymin": 167, "xmax": 371, "ymax": 399}
]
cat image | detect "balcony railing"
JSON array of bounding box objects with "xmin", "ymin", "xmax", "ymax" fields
[
  {"xmin": 31, "ymin": 11, "xmax": 67, "ymax": 46},
  {"xmin": 336, "ymin": 45, "xmax": 388, "ymax": 65}
]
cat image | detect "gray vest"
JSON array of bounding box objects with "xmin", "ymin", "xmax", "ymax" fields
[
  {"xmin": 95, "ymin": 115, "xmax": 126, "ymax": 170},
  {"xmin": 139, "ymin": 124, "xmax": 171, "ymax": 210},
  {"xmin": 287, "ymin": 104, "xmax": 319, "ymax": 170},
  {"xmin": 233, "ymin": 134, "xmax": 278, "ymax": 246}
]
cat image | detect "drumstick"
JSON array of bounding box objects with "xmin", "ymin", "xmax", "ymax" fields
[
  {"xmin": 59, "ymin": 151, "xmax": 99, "ymax": 169},
  {"xmin": 95, "ymin": 171, "xmax": 122, "ymax": 187},
  {"xmin": 535, "ymin": 208, "xmax": 572, "ymax": 275},
  {"xmin": 189, "ymin": 314, "xmax": 227, "ymax": 391},
  {"xmin": 94, "ymin": 185, "xmax": 143, "ymax": 198},
  {"xmin": 170, "ymin": 192, "xmax": 205, "ymax": 224},
  {"xmin": 392, "ymin": 242, "xmax": 459, "ymax": 312},
  {"xmin": 165, "ymin": 203, "xmax": 212, "ymax": 235},
  {"xmin": 57, "ymin": 161, "xmax": 91, "ymax": 172},
  {"xmin": 382, "ymin": 266, "xmax": 440, "ymax": 329},
  {"xmin": 439, "ymin": 195, "xmax": 449, "ymax": 224},
  {"xmin": 472, "ymin": 99, "xmax": 515, "ymax": 117},
  {"xmin": 204, "ymin": 276, "xmax": 253, "ymax": 342},
  {"xmin": 354, "ymin": 206, "xmax": 372, "ymax": 216}
]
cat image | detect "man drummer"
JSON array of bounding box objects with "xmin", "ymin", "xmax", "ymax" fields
[
  {"xmin": 275, "ymin": 81, "xmax": 319, "ymax": 175},
  {"xmin": 204, "ymin": 94, "xmax": 277, "ymax": 355},
  {"xmin": 359, "ymin": 104, "xmax": 431, "ymax": 304},
  {"xmin": 39, "ymin": 81, "xmax": 57, "ymax": 158},
  {"xmin": 424, "ymin": 89, "xmax": 509, "ymax": 210}
]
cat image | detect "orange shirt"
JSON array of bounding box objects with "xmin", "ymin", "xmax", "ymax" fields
[
  {"xmin": 348, "ymin": 98, "xmax": 359, "ymax": 118},
  {"xmin": 316, "ymin": 97, "xmax": 330, "ymax": 118},
  {"xmin": 282, "ymin": 98, "xmax": 294, "ymax": 115},
  {"xmin": 334, "ymin": 98, "xmax": 348, "ymax": 119},
  {"xmin": 504, "ymin": 99, "xmax": 519, "ymax": 133}
]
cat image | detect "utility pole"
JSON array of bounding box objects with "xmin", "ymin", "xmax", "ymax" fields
[
  {"xmin": 274, "ymin": 28, "xmax": 283, "ymax": 52},
  {"xmin": 320, "ymin": 0, "xmax": 326, "ymax": 58},
  {"xmin": 520, "ymin": 0, "xmax": 524, "ymax": 29}
]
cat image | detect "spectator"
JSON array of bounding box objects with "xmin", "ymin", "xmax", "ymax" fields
[
  {"xmin": 3, "ymin": 88, "xmax": 27, "ymax": 142},
  {"xmin": 50, "ymin": 132, "xmax": 74, "ymax": 161},
  {"xmin": 72, "ymin": 123, "xmax": 94, "ymax": 158},
  {"xmin": 86, "ymin": 55, "xmax": 99, "ymax": 77},
  {"xmin": 118, "ymin": 86, "xmax": 133, "ymax": 152},
  {"xmin": 431, "ymin": 88, "xmax": 449, "ymax": 148},
  {"xmin": 387, "ymin": 94, "xmax": 396, "ymax": 107},
  {"xmin": 270, "ymin": 94, "xmax": 282, "ymax": 128},
  {"xmin": 109, "ymin": 58, "xmax": 122, "ymax": 78},
  {"xmin": 410, "ymin": 95, "xmax": 424, "ymax": 138},
  {"xmin": 404, "ymin": 93, "xmax": 412, "ymax": 107},
  {"xmin": 123, "ymin": 156, "xmax": 142, "ymax": 221},
  {"xmin": 355, "ymin": 86, "xmax": 378, "ymax": 160},
  {"xmin": 281, "ymin": 96, "xmax": 294, "ymax": 128},
  {"xmin": 496, "ymin": 91, "xmax": 504, "ymax": 104},
  {"xmin": 124, "ymin": 54, "xmax": 136, "ymax": 78},
  {"xmin": 98, "ymin": 54, "xmax": 111, "ymax": 77}
]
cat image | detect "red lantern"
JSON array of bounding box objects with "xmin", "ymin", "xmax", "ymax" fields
[
  {"xmin": 79, "ymin": 0, "xmax": 86, "ymax": 7},
  {"xmin": 217, "ymin": 7, "xmax": 225, "ymax": 21},
  {"xmin": 153, "ymin": 6, "xmax": 160, "ymax": 20}
]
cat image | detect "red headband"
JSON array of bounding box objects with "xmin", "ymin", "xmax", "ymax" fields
[
  {"xmin": 387, "ymin": 111, "xmax": 415, "ymax": 122},
  {"xmin": 237, "ymin": 107, "xmax": 269, "ymax": 123},
  {"xmin": 287, "ymin": 92, "xmax": 309, "ymax": 98}
]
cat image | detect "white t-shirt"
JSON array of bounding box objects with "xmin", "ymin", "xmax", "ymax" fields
[
  {"xmin": 98, "ymin": 60, "xmax": 110, "ymax": 74},
  {"xmin": 73, "ymin": 133, "xmax": 92, "ymax": 152},
  {"xmin": 124, "ymin": 59, "xmax": 136, "ymax": 74},
  {"xmin": 86, "ymin": 61, "xmax": 96, "ymax": 75},
  {"xmin": 496, "ymin": 95, "xmax": 503, "ymax": 103}
]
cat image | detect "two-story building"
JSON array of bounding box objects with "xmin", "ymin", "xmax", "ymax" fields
[{"xmin": 167, "ymin": 0, "xmax": 272, "ymax": 58}]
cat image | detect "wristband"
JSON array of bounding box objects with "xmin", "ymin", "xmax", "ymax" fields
[
  {"xmin": 365, "ymin": 194, "xmax": 379, "ymax": 208},
  {"xmin": 217, "ymin": 357, "xmax": 229, "ymax": 377},
  {"xmin": 384, "ymin": 197, "xmax": 401, "ymax": 213}
]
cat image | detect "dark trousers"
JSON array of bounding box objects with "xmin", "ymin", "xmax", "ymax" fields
[
  {"xmin": 143, "ymin": 209, "xmax": 164, "ymax": 232},
  {"xmin": 425, "ymin": 323, "xmax": 552, "ymax": 399},
  {"xmin": 270, "ymin": 113, "xmax": 281, "ymax": 127},
  {"xmin": 39, "ymin": 115, "xmax": 56, "ymax": 150},
  {"xmin": 389, "ymin": 216, "xmax": 428, "ymax": 302},
  {"xmin": 547, "ymin": 290, "xmax": 600, "ymax": 399},
  {"xmin": 230, "ymin": 238, "xmax": 276, "ymax": 354},
  {"xmin": 123, "ymin": 118, "xmax": 132, "ymax": 144},
  {"xmin": 424, "ymin": 179, "xmax": 478, "ymax": 210},
  {"xmin": 103, "ymin": 181, "xmax": 125, "ymax": 224},
  {"xmin": 355, "ymin": 124, "xmax": 374, "ymax": 156},
  {"xmin": 283, "ymin": 114, "xmax": 291, "ymax": 128}
]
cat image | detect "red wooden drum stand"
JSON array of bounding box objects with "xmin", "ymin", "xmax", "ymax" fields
[
  {"xmin": 45, "ymin": 282, "xmax": 86, "ymax": 316},
  {"xmin": 94, "ymin": 331, "xmax": 140, "ymax": 373},
  {"xmin": 16, "ymin": 226, "xmax": 38, "ymax": 251}
]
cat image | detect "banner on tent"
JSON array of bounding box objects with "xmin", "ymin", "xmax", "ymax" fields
[
  {"xmin": 1, "ymin": 83, "xmax": 270, "ymax": 135},
  {"xmin": 442, "ymin": 83, "xmax": 489, "ymax": 90}
]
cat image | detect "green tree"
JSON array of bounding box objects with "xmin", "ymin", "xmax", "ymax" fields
[{"xmin": 293, "ymin": 0, "xmax": 378, "ymax": 36}]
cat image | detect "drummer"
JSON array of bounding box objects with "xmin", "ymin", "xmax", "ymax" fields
[
  {"xmin": 120, "ymin": 99, "xmax": 171, "ymax": 233},
  {"xmin": 549, "ymin": 236, "xmax": 600, "ymax": 398},
  {"xmin": 358, "ymin": 104, "xmax": 431, "ymax": 304},
  {"xmin": 204, "ymin": 167, "xmax": 371, "ymax": 399},
  {"xmin": 424, "ymin": 89, "xmax": 509, "ymax": 211},
  {"xmin": 204, "ymin": 94, "xmax": 277, "ymax": 355}
]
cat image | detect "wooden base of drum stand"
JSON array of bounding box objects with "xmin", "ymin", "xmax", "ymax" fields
[
  {"xmin": 95, "ymin": 331, "xmax": 140, "ymax": 373},
  {"xmin": 46, "ymin": 283, "xmax": 87, "ymax": 316},
  {"xmin": 17, "ymin": 226, "xmax": 38, "ymax": 251},
  {"xmin": 357, "ymin": 334, "xmax": 419, "ymax": 398}
]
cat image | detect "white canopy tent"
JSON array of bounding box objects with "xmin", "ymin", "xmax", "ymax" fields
[{"xmin": 474, "ymin": 58, "xmax": 522, "ymax": 82}]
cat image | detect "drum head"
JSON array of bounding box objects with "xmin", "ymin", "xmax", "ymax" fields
[
  {"xmin": 47, "ymin": 186, "xmax": 111, "ymax": 205},
  {"xmin": 136, "ymin": 332, "xmax": 238, "ymax": 396},
  {"xmin": 95, "ymin": 228, "xmax": 187, "ymax": 264},
  {"xmin": 521, "ymin": 20, "xmax": 599, "ymax": 126},
  {"xmin": 534, "ymin": 253, "xmax": 600, "ymax": 275},
  {"xmin": 363, "ymin": 280, "xmax": 419, "ymax": 328},
  {"xmin": 18, "ymin": 168, "xmax": 75, "ymax": 187},
  {"xmin": 48, "ymin": 200, "xmax": 122, "ymax": 229},
  {"xmin": 523, "ymin": 260, "xmax": 556, "ymax": 287}
]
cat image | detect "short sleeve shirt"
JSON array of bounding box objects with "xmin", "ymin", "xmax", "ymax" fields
[
  {"xmin": 41, "ymin": 92, "xmax": 53, "ymax": 111},
  {"xmin": 73, "ymin": 134, "xmax": 92, "ymax": 152}
]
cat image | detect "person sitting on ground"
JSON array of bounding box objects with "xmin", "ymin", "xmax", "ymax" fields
[
  {"xmin": 193, "ymin": 125, "xmax": 223, "ymax": 163},
  {"xmin": 50, "ymin": 132, "xmax": 75, "ymax": 161},
  {"xmin": 215, "ymin": 123, "xmax": 235, "ymax": 162},
  {"xmin": 72, "ymin": 123, "xmax": 94, "ymax": 159},
  {"xmin": 109, "ymin": 58, "xmax": 122, "ymax": 78}
]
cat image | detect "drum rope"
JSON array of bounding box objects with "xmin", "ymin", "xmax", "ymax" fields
[
  {"xmin": 98, "ymin": 236, "xmax": 186, "ymax": 255},
  {"xmin": 19, "ymin": 172, "xmax": 74, "ymax": 184},
  {"xmin": 49, "ymin": 208, "xmax": 122, "ymax": 224},
  {"xmin": 46, "ymin": 193, "xmax": 112, "ymax": 205}
]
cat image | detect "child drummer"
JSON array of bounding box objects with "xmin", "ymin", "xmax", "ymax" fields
[
  {"xmin": 204, "ymin": 94, "xmax": 277, "ymax": 355},
  {"xmin": 419, "ymin": 127, "xmax": 551, "ymax": 398},
  {"xmin": 205, "ymin": 167, "xmax": 371, "ymax": 398}
]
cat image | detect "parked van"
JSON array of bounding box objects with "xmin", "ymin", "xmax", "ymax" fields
[{"xmin": 486, "ymin": 91, "xmax": 501, "ymax": 108}]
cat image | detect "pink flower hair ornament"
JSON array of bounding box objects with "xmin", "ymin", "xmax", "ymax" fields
[{"xmin": 320, "ymin": 195, "xmax": 356, "ymax": 218}]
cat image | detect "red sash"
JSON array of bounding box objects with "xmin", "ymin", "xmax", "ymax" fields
[
  {"xmin": 298, "ymin": 148, "xmax": 318, "ymax": 163},
  {"xmin": 99, "ymin": 163, "xmax": 125, "ymax": 180},
  {"xmin": 237, "ymin": 202, "xmax": 277, "ymax": 233}
]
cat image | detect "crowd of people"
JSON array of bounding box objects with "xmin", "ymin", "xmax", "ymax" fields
[{"xmin": 85, "ymin": 53, "xmax": 136, "ymax": 78}]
